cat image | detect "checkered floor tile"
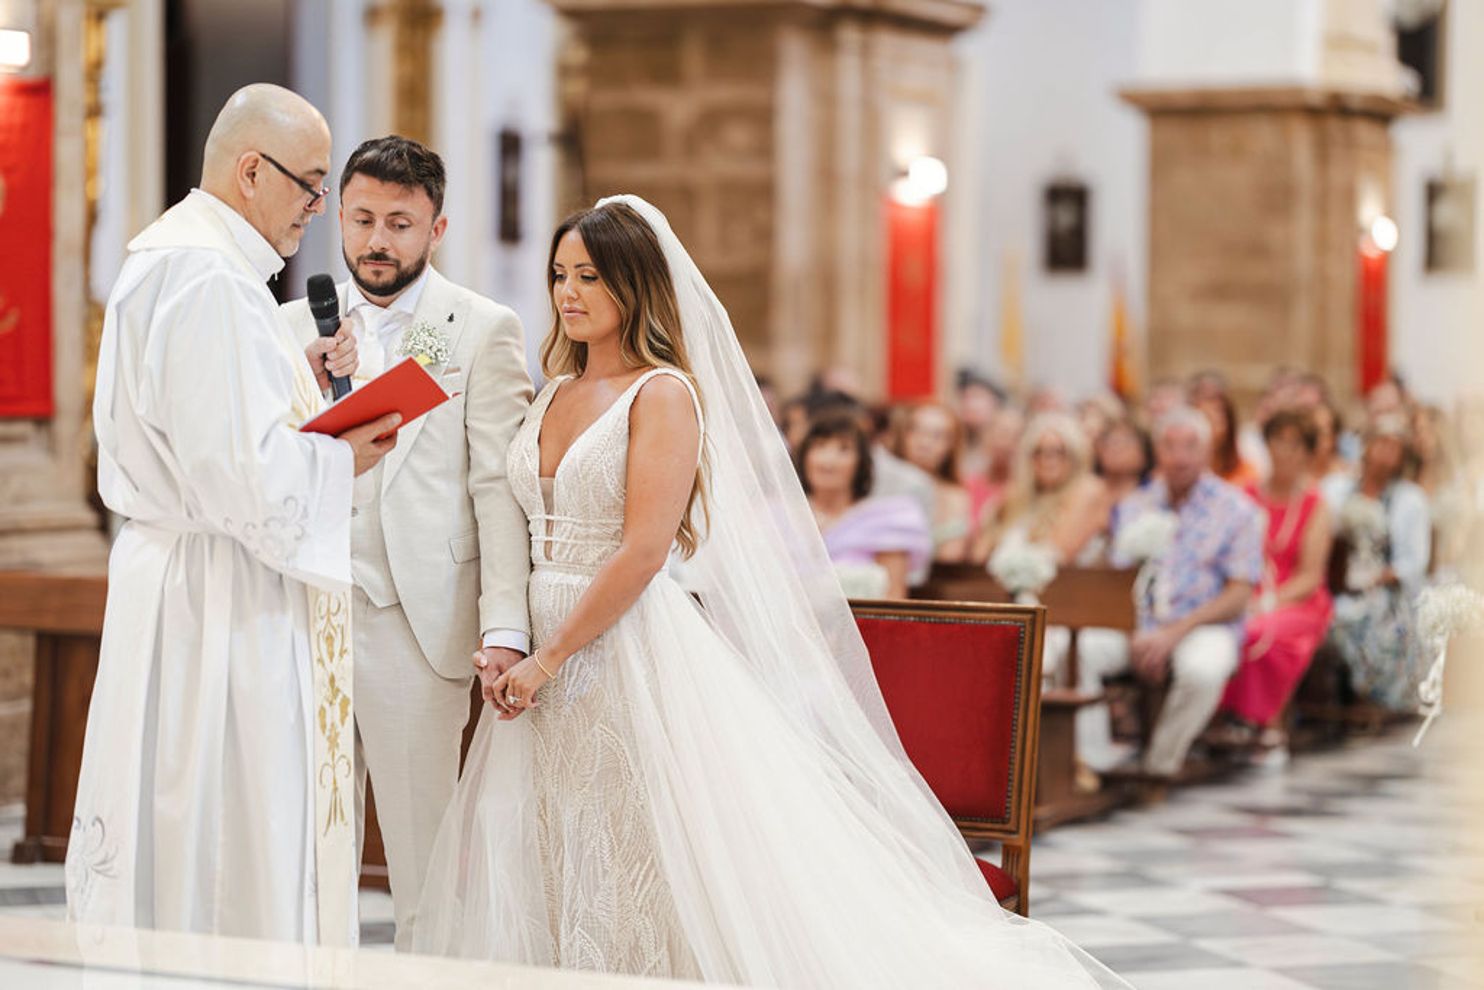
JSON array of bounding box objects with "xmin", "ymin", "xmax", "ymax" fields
[{"xmin": 3, "ymin": 727, "xmax": 1481, "ymax": 986}]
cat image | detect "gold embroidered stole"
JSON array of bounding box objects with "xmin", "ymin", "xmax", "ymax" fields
[{"xmin": 285, "ymin": 350, "xmax": 358, "ymax": 948}]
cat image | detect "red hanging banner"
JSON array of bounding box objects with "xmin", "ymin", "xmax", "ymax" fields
[
  {"xmin": 885, "ymin": 197, "xmax": 938, "ymax": 400},
  {"xmin": 0, "ymin": 77, "xmax": 54, "ymax": 418},
  {"xmin": 1357, "ymin": 246, "xmax": 1387, "ymax": 396}
]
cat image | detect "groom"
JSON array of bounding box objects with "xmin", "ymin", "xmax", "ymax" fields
[{"xmin": 282, "ymin": 135, "xmax": 532, "ymax": 949}]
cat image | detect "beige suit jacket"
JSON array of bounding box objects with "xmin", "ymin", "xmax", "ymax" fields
[{"xmin": 282, "ymin": 268, "xmax": 533, "ymax": 678}]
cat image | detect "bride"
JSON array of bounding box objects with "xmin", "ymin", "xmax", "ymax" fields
[{"xmin": 413, "ymin": 196, "xmax": 1128, "ymax": 988}]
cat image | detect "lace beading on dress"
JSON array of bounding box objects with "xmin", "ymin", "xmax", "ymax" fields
[{"xmin": 503, "ymin": 369, "xmax": 704, "ymax": 978}]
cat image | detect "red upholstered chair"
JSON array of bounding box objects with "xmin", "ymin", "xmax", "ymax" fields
[{"xmin": 852, "ymin": 599, "xmax": 1046, "ymax": 916}]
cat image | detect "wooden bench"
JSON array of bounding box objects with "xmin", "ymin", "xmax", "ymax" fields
[
  {"xmin": 913, "ymin": 564, "xmax": 1139, "ymax": 827},
  {"xmin": 0, "ymin": 571, "xmax": 108, "ymax": 865},
  {"xmin": 0, "ymin": 569, "xmax": 413, "ymax": 888},
  {"xmin": 851, "ymin": 598, "xmax": 1045, "ymax": 916}
]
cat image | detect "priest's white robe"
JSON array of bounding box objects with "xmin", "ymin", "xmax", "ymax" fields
[{"xmin": 66, "ymin": 190, "xmax": 354, "ymax": 943}]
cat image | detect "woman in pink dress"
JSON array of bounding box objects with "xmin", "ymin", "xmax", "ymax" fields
[{"xmin": 1219, "ymin": 409, "xmax": 1333, "ymax": 759}]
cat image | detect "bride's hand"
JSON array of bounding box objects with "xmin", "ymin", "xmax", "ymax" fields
[
  {"xmin": 490, "ymin": 656, "xmax": 552, "ymax": 720},
  {"xmin": 474, "ymin": 647, "xmax": 523, "ymax": 715}
]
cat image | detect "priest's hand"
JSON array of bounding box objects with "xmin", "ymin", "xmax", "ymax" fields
[
  {"xmin": 338, "ymin": 413, "xmax": 401, "ymax": 476},
  {"xmin": 306, "ymin": 318, "xmax": 358, "ymax": 392}
]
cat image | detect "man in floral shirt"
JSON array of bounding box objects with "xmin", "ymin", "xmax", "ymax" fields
[{"xmin": 1106, "ymin": 406, "xmax": 1264, "ymax": 784}]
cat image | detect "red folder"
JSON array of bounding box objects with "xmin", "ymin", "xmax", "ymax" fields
[{"xmin": 299, "ymin": 358, "xmax": 451, "ymax": 436}]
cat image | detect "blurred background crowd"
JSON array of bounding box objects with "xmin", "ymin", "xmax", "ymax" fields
[{"xmin": 780, "ymin": 362, "xmax": 1478, "ymax": 783}]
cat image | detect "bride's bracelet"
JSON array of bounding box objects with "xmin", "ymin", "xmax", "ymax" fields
[{"xmin": 533, "ymin": 651, "xmax": 559, "ymax": 680}]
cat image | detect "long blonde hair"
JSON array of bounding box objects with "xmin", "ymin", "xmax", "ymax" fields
[
  {"xmin": 999, "ymin": 412, "xmax": 1093, "ymax": 538},
  {"xmin": 542, "ymin": 202, "xmax": 710, "ymax": 556}
]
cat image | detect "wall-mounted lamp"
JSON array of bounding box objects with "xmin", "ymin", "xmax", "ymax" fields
[
  {"xmin": 890, "ymin": 156, "xmax": 948, "ymax": 206},
  {"xmin": 0, "ymin": 29, "xmax": 31, "ymax": 71},
  {"xmin": 1367, "ymin": 215, "xmax": 1399, "ymax": 254}
]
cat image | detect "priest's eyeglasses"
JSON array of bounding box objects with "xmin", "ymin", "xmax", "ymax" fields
[{"xmin": 260, "ymin": 152, "xmax": 330, "ymax": 208}]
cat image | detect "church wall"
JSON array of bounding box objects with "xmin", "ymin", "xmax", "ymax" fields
[
  {"xmin": 954, "ymin": 0, "xmax": 1146, "ymax": 398},
  {"xmin": 1389, "ymin": 0, "xmax": 1484, "ymax": 405}
]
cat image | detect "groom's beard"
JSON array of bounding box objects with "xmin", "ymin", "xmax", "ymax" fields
[{"xmin": 345, "ymin": 247, "xmax": 431, "ymax": 301}]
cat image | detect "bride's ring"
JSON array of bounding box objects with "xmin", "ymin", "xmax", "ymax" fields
[{"xmin": 506, "ymin": 693, "xmax": 522, "ymax": 706}]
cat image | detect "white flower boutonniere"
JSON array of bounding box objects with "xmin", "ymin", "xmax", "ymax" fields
[{"xmin": 398, "ymin": 321, "xmax": 451, "ymax": 367}]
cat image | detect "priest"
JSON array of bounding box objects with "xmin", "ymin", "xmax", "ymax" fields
[{"xmin": 67, "ymin": 83, "xmax": 398, "ymax": 944}]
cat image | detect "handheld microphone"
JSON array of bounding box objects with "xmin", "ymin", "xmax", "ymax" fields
[{"xmin": 307, "ymin": 274, "xmax": 352, "ymax": 400}]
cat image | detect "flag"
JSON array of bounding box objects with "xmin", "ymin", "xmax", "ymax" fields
[
  {"xmin": 1110, "ymin": 272, "xmax": 1138, "ymax": 399},
  {"xmin": 999, "ymin": 251, "xmax": 1024, "ymax": 386}
]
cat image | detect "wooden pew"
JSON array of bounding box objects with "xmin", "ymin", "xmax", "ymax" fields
[
  {"xmin": 0, "ymin": 571, "xmax": 107, "ymax": 865},
  {"xmin": 0, "ymin": 569, "xmax": 409, "ymax": 887},
  {"xmin": 852, "ymin": 598, "xmax": 1045, "ymax": 916},
  {"xmin": 914, "ymin": 564, "xmax": 1139, "ymax": 828}
]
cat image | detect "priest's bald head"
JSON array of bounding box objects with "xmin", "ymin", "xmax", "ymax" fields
[{"xmin": 200, "ymin": 83, "xmax": 332, "ymax": 257}]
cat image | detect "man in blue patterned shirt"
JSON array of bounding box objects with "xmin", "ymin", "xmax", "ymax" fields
[{"xmin": 1105, "ymin": 406, "xmax": 1265, "ymax": 783}]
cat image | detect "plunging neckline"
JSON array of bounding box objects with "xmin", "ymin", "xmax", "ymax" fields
[{"xmin": 534, "ymin": 371, "xmax": 656, "ymax": 483}]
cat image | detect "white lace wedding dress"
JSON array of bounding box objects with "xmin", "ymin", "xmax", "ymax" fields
[{"xmin": 413, "ymin": 367, "xmax": 1125, "ymax": 988}]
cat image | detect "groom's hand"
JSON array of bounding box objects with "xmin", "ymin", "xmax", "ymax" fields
[
  {"xmin": 306, "ymin": 318, "xmax": 358, "ymax": 392},
  {"xmin": 474, "ymin": 646, "xmax": 524, "ymax": 715}
]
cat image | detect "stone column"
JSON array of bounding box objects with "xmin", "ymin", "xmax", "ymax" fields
[
  {"xmin": 1121, "ymin": 86, "xmax": 1407, "ymax": 407},
  {"xmin": 548, "ymin": 0, "xmax": 983, "ymax": 397},
  {"xmin": 1124, "ymin": 0, "xmax": 1413, "ymax": 407}
]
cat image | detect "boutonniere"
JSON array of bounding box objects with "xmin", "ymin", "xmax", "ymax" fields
[{"xmin": 398, "ymin": 321, "xmax": 451, "ymax": 366}]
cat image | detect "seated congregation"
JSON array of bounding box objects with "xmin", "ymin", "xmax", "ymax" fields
[{"xmin": 781, "ymin": 366, "xmax": 1455, "ymax": 803}]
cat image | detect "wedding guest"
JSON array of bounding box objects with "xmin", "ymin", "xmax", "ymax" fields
[
  {"xmin": 1094, "ymin": 418, "xmax": 1153, "ymax": 505},
  {"xmin": 1217, "ymin": 410, "xmax": 1333, "ymax": 763},
  {"xmin": 1310, "ymin": 399, "xmax": 1351, "ymax": 489},
  {"xmin": 780, "ymin": 394, "xmax": 811, "ymax": 452},
  {"xmin": 1093, "ymin": 406, "xmax": 1264, "ymax": 791},
  {"xmin": 1076, "ymin": 393, "xmax": 1126, "ymax": 446},
  {"xmin": 1141, "ymin": 377, "xmax": 1186, "ymax": 429},
  {"xmin": 1235, "ymin": 368, "xmax": 1302, "ymax": 482},
  {"xmin": 1027, "ymin": 384, "xmax": 1066, "ymax": 414},
  {"xmin": 967, "ymin": 406, "xmax": 1024, "ymax": 528},
  {"xmin": 891, "ymin": 401, "xmax": 974, "ymax": 562},
  {"xmin": 1325, "ymin": 415, "xmax": 1432, "ymax": 710},
  {"xmin": 972, "ymin": 412, "xmax": 1108, "ymax": 567},
  {"xmin": 798, "ymin": 415, "xmax": 932, "ymax": 599},
  {"xmin": 1192, "ymin": 389, "xmax": 1261, "ymax": 487},
  {"xmin": 954, "ymin": 368, "xmax": 1005, "ymax": 477},
  {"xmin": 1413, "ymin": 404, "xmax": 1469, "ymax": 573}
]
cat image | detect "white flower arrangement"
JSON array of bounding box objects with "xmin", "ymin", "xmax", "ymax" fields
[
  {"xmin": 1338, "ymin": 495, "xmax": 1388, "ymax": 541},
  {"xmin": 398, "ymin": 321, "xmax": 452, "ymax": 366},
  {"xmin": 834, "ymin": 562, "xmax": 890, "ymax": 600},
  {"xmin": 1113, "ymin": 509, "xmax": 1179, "ymax": 564},
  {"xmin": 1115, "ymin": 509, "xmax": 1179, "ymax": 625},
  {"xmin": 987, "ymin": 533, "xmax": 1058, "ymax": 599},
  {"xmin": 1412, "ymin": 581, "xmax": 1484, "ymax": 745}
]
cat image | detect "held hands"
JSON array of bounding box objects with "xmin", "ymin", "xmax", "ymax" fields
[
  {"xmin": 306, "ymin": 318, "xmax": 358, "ymax": 393},
  {"xmin": 476, "ymin": 648, "xmax": 561, "ymax": 721},
  {"xmin": 474, "ymin": 646, "xmax": 524, "ymax": 716}
]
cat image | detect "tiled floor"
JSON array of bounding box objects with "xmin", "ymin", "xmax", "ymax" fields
[
  {"xmin": 2, "ymin": 728, "xmax": 1480, "ymax": 987},
  {"xmin": 1022, "ymin": 728, "xmax": 1484, "ymax": 988}
]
